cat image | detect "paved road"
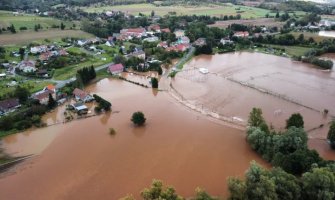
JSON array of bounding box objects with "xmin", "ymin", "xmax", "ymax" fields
[{"xmin": 53, "ymin": 62, "xmax": 114, "ymax": 89}]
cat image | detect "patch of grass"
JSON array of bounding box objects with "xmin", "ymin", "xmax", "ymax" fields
[
  {"xmin": 81, "ymin": 3, "xmax": 275, "ymax": 19},
  {"xmin": 257, "ymin": 44, "xmax": 312, "ymax": 57},
  {"xmin": 291, "ymin": 31, "xmax": 332, "ymax": 43}
]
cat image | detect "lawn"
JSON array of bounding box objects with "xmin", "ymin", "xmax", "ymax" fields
[
  {"xmin": 0, "ymin": 30, "xmax": 93, "ymax": 45},
  {"xmin": 0, "ymin": 77, "xmax": 53, "ymax": 98},
  {"xmin": 257, "ymin": 44, "xmax": 312, "ymax": 57},
  {"xmin": 82, "ymin": 3, "xmax": 276, "ymax": 19},
  {"xmin": 291, "ymin": 31, "xmax": 333, "ymax": 43},
  {"xmin": 0, "ymin": 11, "xmax": 77, "ymax": 31}
]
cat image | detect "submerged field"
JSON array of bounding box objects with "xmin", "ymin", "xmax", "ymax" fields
[{"xmin": 82, "ymin": 3, "xmax": 277, "ymax": 18}]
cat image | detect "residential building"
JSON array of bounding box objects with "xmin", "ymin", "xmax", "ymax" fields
[
  {"xmin": 73, "ymin": 88, "xmax": 94, "ymax": 102},
  {"xmin": 0, "ymin": 98, "xmax": 20, "ymax": 115},
  {"xmin": 166, "ymin": 44, "xmax": 189, "ymax": 52},
  {"xmin": 233, "ymin": 31, "xmax": 249, "ymax": 38},
  {"xmin": 71, "ymin": 102, "xmax": 88, "ymax": 115},
  {"xmin": 157, "ymin": 41, "xmax": 168, "ymax": 48},
  {"xmin": 32, "ymin": 90, "xmax": 56, "ymax": 105},
  {"xmin": 127, "ymin": 50, "xmax": 146, "ymax": 60},
  {"xmin": 220, "ymin": 38, "xmax": 234, "ymax": 45},
  {"xmin": 161, "ymin": 28, "xmax": 171, "ymax": 33},
  {"xmin": 148, "ymin": 24, "xmax": 161, "ymax": 32},
  {"xmin": 174, "ymin": 30, "xmax": 185, "ymax": 38},
  {"xmin": 30, "ymin": 45, "xmax": 48, "ymax": 54},
  {"xmin": 120, "ymin": 28, "xmax": 146, "ymax": 39},
  {"xmin": 17, "ymin": 60, "xmax": 37, "ymax": 73},
  {"xmin": 107, "ymin": 63, "xmax": 124, "ymax": 74},
  {"xmin": 143, "ymin": 36, "xmax": 159, "ymax": 42},
  {"xmin": 177, "ymin": 36, "xmax": 190, "ymax": 44},
  {"xmin": 193, "ymin": 38, "xmax": 206, "ymax": 46}
]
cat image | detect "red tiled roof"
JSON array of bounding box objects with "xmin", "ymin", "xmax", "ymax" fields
[
  {"xmin": 46, "ymin": 84, "xmax": 55, "ymax": 91},
  {"xmin": 73, "ymin": 88, "xmax": 89, "ymax": 100},
  {"xmin": 161, "ymin": 28, "xmax": 171, "ymax": 33},
  {"xmin": 34, "ymin": 90, "xmax": 54, "ymax": 101},
  {"xmin": 108, "ymin": 63, "xmax": 124, "ymax": 73}
]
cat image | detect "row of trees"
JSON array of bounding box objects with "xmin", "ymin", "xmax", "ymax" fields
[
  {"xmin": 76, "ymin": 66, "xmax": 96, "ymax": 88},
  {"xmin": 247, "ymin": 108, "xmax": 327, "ymax": 175},
  {"xmin": 93, "ymin": 94, "xmax": 111, "ymax": 112}
]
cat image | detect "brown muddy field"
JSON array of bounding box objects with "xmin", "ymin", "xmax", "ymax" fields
[
  {"xmin": 174, "ymin": 52, "xmax": 335, "ymax": 159},
  {"xmin": 0, "ymin": 78, "xmax": 268, "ymax": 200}
]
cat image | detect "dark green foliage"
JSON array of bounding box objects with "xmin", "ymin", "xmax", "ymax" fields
[
  {"xmin": 47, "ymin": 93, "xmax": 57, "ymax": 109},
  {"xmin": 328, "ymin": 121, "xmax": 335, "ymax": 149},
  {"xmin": 14, "ymin": 86, "xmax": 30, "ymax": 104},
  {"xmin": 93, "ymin": 94, "xmax": 111, "ymax": 111},
  {"xmin": 151, "ymin": 77, "xmax": 158, "ymax": 88},
  {"xmin": 195, "ymin": 44, "xmax": 213, "ymax": 55},
  {"xmin": 248, "ymin": 107, "xmax": 266, "ymax": 127},
  {"xmin": 60, "ymin": 22, "xmax": 65, "ymax": 30},
  {"xmin": 19, "ymin": 47, "xmax": 25, "ymax": 60},
  {"xmin": 141, "ymin": 180, "xmax": 182, "ymax": 200},
  {"xmin": 77, "ymin": 66, "xmax": 96, "ymax": 85},
  {"xmin": 131, "ymin": 111, "xmax": 146, "ymax": 126},
  {"xmin": 9, "ymin": 24, "xmax": 16, "ymax": 33},
  {"xmin": 286, "ymin": 113, "xmax": 304, "ymax": 129}
]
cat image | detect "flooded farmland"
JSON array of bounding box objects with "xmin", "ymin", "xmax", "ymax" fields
[
  {"xmin": 0, "ymin": 78, "xmax": 268, "ymax": 200},
  {"xmin": 0, "ymin": 51, "xmax": 334, "ymax": 199}
]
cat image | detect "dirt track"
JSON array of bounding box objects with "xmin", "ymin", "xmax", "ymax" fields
[{"xmin": 0, "ymin": 30, "xmax": 93, "ymax": 45}]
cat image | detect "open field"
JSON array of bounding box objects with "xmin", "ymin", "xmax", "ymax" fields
[
  {"xmin": 291, "ymin": 31, "xmax": 334, "ymax": 43},
  {"xmin": 0, "ymin": 30, "xmax": 93, "ymax": 45},
  {"xmin": 82, "ymin": 3, "xmax": 277, "ymax": 19},
  {"xmin": 208, "ymin": 18, "xmax": 285, "ymax": 28},
  {"xmin": 257, "ymin": 44, "xmax": 312, "ymax": 57},
  {"xmin": 0, "ymin": 11, "xmax": 77, "ymax": 31}
]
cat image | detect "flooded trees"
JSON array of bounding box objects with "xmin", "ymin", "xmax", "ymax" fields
[
  {"xmin": 286, "ymin": 113, "xmax": 304, "ymax": 129},
  {"xmin": 131, "ymin": 111, "xmax": 146, "ymax": 126},
  {"xmin": 327, "ymin": 121, "xmax": 335, "ymax": 149},
  {"xmin": 151, "ymin": 77, "xmax": 158, "ymax": 88}
]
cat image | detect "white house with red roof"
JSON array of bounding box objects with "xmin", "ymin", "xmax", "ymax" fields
[
  {"xmin": 32, "ymin": 84, "xmax": 57, "ymax": 105},
  {"xmin": 72, "ymin": 88, "xmax": 94, "ymax": 102},
  {"xmin": 233, "ymin": 31, "xmax": 249, "ymax": 38},
  {"xmin": 107, "ymin": 63, "xmax": 124, "ymax": 75},
  {"xmin": 120, "ymin": 28, "xmax": 146, "ymax": 39}
]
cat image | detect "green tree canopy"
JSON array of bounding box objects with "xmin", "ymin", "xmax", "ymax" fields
[
  {"xmin": 286, "ymin": 113, "xmax": 304, "ymax": 129},
  {"xmin": 131, "ymin": 111, "xmax": 146, "ymax": 126}
]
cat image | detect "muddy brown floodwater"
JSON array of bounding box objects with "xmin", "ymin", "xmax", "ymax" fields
[
  {"xmin": 0, "ymin": 78, "xmax": 268, "ymax": 200},
  {"xmin": 174, "ymin": 52, "xmax": 335, "ymax": 159}
]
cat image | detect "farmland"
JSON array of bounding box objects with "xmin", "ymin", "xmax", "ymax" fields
[
  {"xmin": 82, "ymin": 3, "xmax": 277, "ymax": 19},
  {"xmin": 208, "ymin": 18, "xmax": 285, "ymax": 28},
  {"xmin": 0, "ymin": 30, "xmax": 93, "ymax": 45},
  {"xmin": 0, "ymin": 11, "xmax": 77, "ymax": 31}
]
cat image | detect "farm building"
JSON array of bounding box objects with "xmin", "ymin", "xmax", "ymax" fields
[{"xmin": 107, "ymin": 63, "xmax": 124, "ymax": 74}]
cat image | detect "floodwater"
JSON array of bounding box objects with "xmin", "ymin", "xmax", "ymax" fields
[
  {"xmin": 174, "ymin": 52, "xmax": 335, "ymax": 159},
  {"xmin": 0, "ymin": 78, "xmax": 268, "ymax": 200},
  {"xmin": 319, "ymin": 31, "xmax": 335, "ymax": 38}
]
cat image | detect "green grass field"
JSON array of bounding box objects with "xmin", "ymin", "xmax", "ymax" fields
[
  {"xmin": 82, "ymin": 3, "xmax": 278, "ymax": 19},
  {"xmin": 0, "ymin": 10, "xmax": 77, "ymax": 31},
  {"xmin": 257, "ymin": 44, "xmax": 312, "ymax": 57},
  {"xmin": 291, "ymin": 31, "xmax": 333, "ymax": 43}
]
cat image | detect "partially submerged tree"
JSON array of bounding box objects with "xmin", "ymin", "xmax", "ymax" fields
[
  {"xmin": 131, "ymin": 111, "xmax": 146, "ymax": 126},
  {"xmin": 327, "ymin": 121, "xmax": 335, "ymax": 149},
  {"xmin": 286, "ymin": 113, "xmax": 304, "ymax": 129}
]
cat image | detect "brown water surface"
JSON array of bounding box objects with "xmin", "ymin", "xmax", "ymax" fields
[{"xmin": 0, "ymin": 78, "xmax": 268, "ymax": 200}]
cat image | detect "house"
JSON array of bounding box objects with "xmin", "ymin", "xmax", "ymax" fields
[
  {"xmin": 233, "ymin": 31, "xmax": 249, "ymax": 38},
  {"xmin": 143, "ymin": 36, "xmax": 159, "ymax": 42},
  {"xmin": 220, "ymin": 38, "xmax": 234, "ymax": 45},
  {"xmin": 177, "ymin": 36, "xmax": 190, "ymax": 44},
  {"xmin": 166, "ymin": 44, "xmax": 189, "ymax": 52},
  {"xmin": 32, "ymin": 90, "xmax": 56, "ymax": 105},
  {"xmin": 44, "ymin": 84, "xmax": 56, "ymax": 93},
  {"xmin": 161, "ymin": 28, "xmax": 171, "ymax": 33},
  {"xmin": 148, "ymin": 24, "xmax": 161, "ymax": 32},
  {"xmin": 0, "ymin": 73, "xmax": 6, "ymax": 78},
  {"xmin": 128, "ymin": 50, "xmax": 146, "ymax": 60},
  {"xmin": 72, "ymin": 88, "xmax": 94, "ymax": 102},
  {"xmin": 39, "ymin": 51, "xmax": 53, "ymax": 61},
  {"xmin": 157, "ymin": 41, "xmax": 168, "ymax": 48},
  {"xmin": 174, "ymin": 30, "xmax": 185, "ymax": 38},
  {"xmin": 107, "ymin": 63, "xmax": 124, "ymax": 74},
  {"xmin": 193, "ymin": 38, "xmax": 206, "ymax": 46},
  {"xmin": 120, "ymin": 28, "xmax": 146, "ymax": 39},
  {"xmin": 30, "ymin": 45, "xmax": 47, "ymax": 54},
  {"xmin": 77, "ymin": 40, "xmax": 87, "ymax": 46},
  {"xmin": 17, "ymin": 60, "xmax": 37, "ymax": 73},
  {"xmin": 0, "ymin": 98, "xmax": 20, "ymax": 115}
]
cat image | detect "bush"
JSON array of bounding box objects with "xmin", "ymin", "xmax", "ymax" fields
[
  {"xmin": 151, "ymin": 77, "xmax": 158, "ymax": 88},
  {"xmin": 131, "ymin": 111, "xmax": 146, "ymax": 126}
]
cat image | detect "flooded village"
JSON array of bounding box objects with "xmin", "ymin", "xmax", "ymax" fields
[{"xmin": 1, "ymin": 0, "xmax": 335, "ymax": 199}]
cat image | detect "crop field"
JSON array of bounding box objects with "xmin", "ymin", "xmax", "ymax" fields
[
  {"xmin": 208, "ymin": 18, "xmax": 285, "ymax": 28},
  {"xmin": 0, "ymin": 30, "xmax": 93, "ymax": 45},
  {"xmin": 82, "ymin": 3, "xmax": 277, "ymax": 19},
  {"xmin": 291, "ymin": 31, "xmax": 333, "ymax": 43},
  {"xmin": 0, "ymin": 11, "xmax": 77, "ymax": 31}
]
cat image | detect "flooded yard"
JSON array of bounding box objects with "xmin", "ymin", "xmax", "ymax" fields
[
  {"xmin": 174, "ymin": 52, "xmax": 335, "ymax": 159},
  {"xmin": 0, "ymin": 78, "xmax": 268, "ymax": 200},
  {"xmin": 0, "ymin": 51, "xmax": 334, "ymax": 199}
]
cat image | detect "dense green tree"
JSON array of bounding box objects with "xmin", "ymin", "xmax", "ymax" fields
[
  {"xmin": 327, "ymin": 121, "xmax": 335, "ymax": 149},
  {"xmin": 131, "ymin": 111, "xmax": 146, "ymax": 126},
  {"xmin": 228, "ymin": 178, "xmax": 246, "ymax": 200},
  {"xmin": 248, "ymin": 107, "xmax": 266, "ymax": 127},
  {"xmin": 9, "ymin": 24, "xmax": 16, "ymax": 33},
  {"xmin": 302, "ymin": 167, "xmax": 335, "ymax": 200},
  {"xmin": 193, "ymin": 188, "xmax": 217, "ymax": 200},
  {"xmin": 60, "ymin": 22, "xmax": 65, "ymax": 30},
  {"xmin": 14, "ymin": 86, "xmax": 30, "ymax": 104},
  {"xmin": 286, "ymin": 113, "xmax": 304, "ymax": 128},
  {"xmin": 151, "ymin": 77, "xmax": 158, "ymax": 88},
  {"xmin": 47, "ymin": 93, "xmax": 57, "ymax": 109},
  {"xmin": 19, "ymin": 47, "xmax": 25, "ymax": 60},
  {"xmin": 141, "ymin": 180, "xmax": 182, "ymax": 200}
]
